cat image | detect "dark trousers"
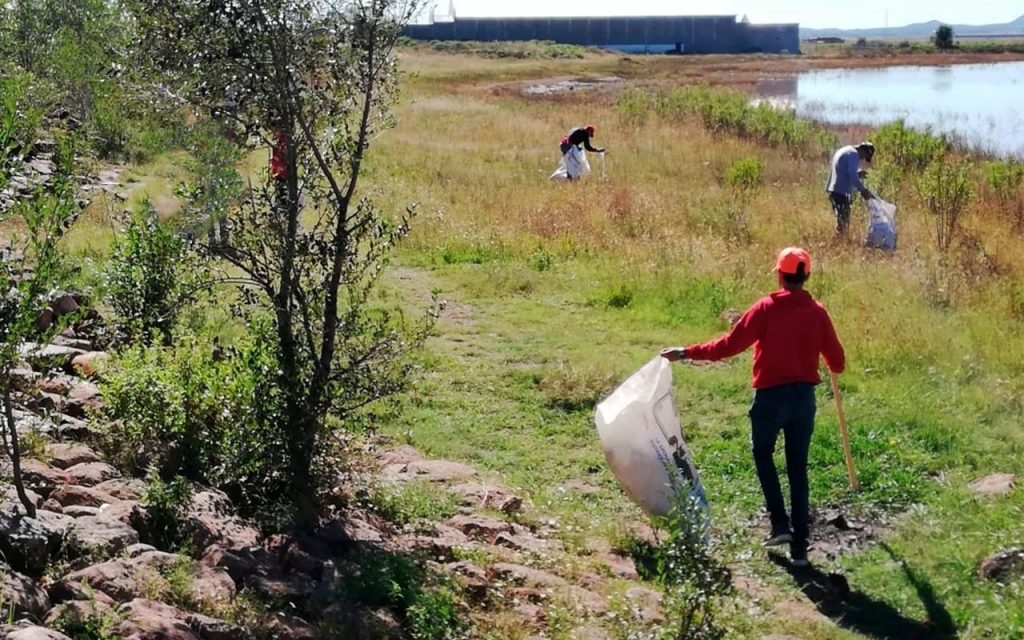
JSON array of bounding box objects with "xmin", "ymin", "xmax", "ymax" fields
[
  {"xmin": 749, "ymin": 383, "xmax": 816, "ymax": 550},
  {"xmin": 829, "ymin": 192, "xmax": 852, "ymax": 235}
]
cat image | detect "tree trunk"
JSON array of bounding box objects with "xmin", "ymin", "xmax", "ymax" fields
[
  {"xmin": 3, "ymin": 387, "xmax": 37, "ymax": 518},
  {"xmin": 285, "ymin": 396, "xmax": 319, "ymax": 531}
]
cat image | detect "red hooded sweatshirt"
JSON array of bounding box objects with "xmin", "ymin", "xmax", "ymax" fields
[{"xmin": 685, "ymin": 288, "xmax": 845, "ymax": 389}]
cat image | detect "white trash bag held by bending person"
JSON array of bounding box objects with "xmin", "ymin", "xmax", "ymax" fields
[
  {"xmin": 866, "ymin": 197, "xmax": 897, "ymax": 252},
  {"xmin": 549, "ymin": 146, "xmax": 591, "ymax": 181}
]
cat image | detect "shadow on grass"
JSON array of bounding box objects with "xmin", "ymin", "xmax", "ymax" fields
[{"xmin": 768, "ymin": 543, "xmax": 957, "ymax": 640}]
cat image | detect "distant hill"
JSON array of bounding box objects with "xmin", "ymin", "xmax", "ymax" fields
[{"xmin": 801, "ymin": 14, "xmax": 1024, "ymax": 39}]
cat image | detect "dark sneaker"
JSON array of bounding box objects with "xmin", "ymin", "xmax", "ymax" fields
[
  {"xmin": 790, "ymin": 546, "xmax": 810, "ymax": 568},
  {"xmin": 763, "ymin": 527, "xmax": 793, "ymax": 547}
]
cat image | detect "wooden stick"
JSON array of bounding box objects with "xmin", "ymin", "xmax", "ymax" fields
[{"xmin": 829, "ymin": 370, "xmax": 860, "ymax": 491}]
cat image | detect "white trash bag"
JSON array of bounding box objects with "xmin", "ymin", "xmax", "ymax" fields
[
  {"xmin": 866, "ymin": 197, "xmax": 897, "ymax": 252},
  {"xmin": 594, "ymin": 357, "xmax": 708, "ymax": 518},
  {"xmin": 549, "ymin": 146, "xmax": 591, "ymax": 181}
]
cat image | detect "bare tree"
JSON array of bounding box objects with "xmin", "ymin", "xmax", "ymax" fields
[{"xmin": 131, "ymin": 0, "xmax": 432, "ymax": 527}]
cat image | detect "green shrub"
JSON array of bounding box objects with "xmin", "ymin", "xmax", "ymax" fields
[
  {"xmin": 141, "ymin": 468, "xmax": 194, "ymax": 550},
  {"xmin": 527, "ymin": 248, "xmax": 553, "ymax": 272},
  {"xmin": 0, "ymin": 71, "xmax": 44, "ymax": 190},
  {"xmin": 336, "ymin": 549, "xmax": 465, "ymax": 638},
  {"xmin": 647, "ymin": 85, "xmax": 833, "ymax": 158},
  {"xmin": 615, "ymin": 87, "xmax": 651, "ymax": 127},
  {"xmin": 100, "ymin": 326, "xmax": 292, "ymax": 526},
  {"xmin": 602, "ymin": 284, "xmax": 634, "ymax": 309},
  {"xmin": 104, "ymin": 200, "xmax": 183, "ymax": 344},
  {"xmin": 724, "ymin": 157, "xmax": 764, "ymax": 195},
  {"xmin": 653, "ymin": 493, "xmax": 731, "ymax": 640},
  {"xmin": 917, "ymin": 159, "xmax": 974, "ymax": 251},
  {"xmin": 407, "ymin": 587, "xmax": 463, "ymax": 640},
  {"xmin": 985, "ymin": 160, "xmax": 1024, "ymax": 227},
  {"xmin": 873, "ymin": 120, "xmax": 948, "ymax": 173}
]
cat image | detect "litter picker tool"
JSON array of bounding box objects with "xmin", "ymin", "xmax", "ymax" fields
[
  {"xmin": 829, "ymin": 370, "xmax": 860, "ymax": 491},
  {"xmin": 599, "ymin": 151, "xmax": 607, "ymax": 181}
]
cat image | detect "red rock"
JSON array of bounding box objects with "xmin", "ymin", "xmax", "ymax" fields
[
  {"xmin": 67, "ymin": 515, "xmax": 139, "ymax": 557},
  {"xmin": 0, "ymin": 566, "xmax": 51, "ymax": 619},
  {"xmin": 443, "ymin": 561, "xmax": 488, "ymax": 600},
  {"xmin": 319, "ymin": 513, "xmax": 387, "ymax": 545},
  {"xmin": 625, "ymin": 586, "xmax": 664, "ymax": 622},
  {"xmin": 50, "ymin": 294, "xmax": 80, "ymax": 317},
  {"xmin": 508, "ymin": 587, "xmax": 547, "ymax": 604},
  {"xmin": 71, "ymin": 351, "xmax": 109, "ymax": 378},
  {"xmin": 448, "ymin": 482, "xmax": 524, "ymax": 513},
  {"xmin": 1, "ymin": 486, "xmax": 43, "ymax": 508},
  {"xmin": 320, "ymin": 605, "xmax": 402, "ymax": 640},
  {"xmin": 188, "ymin": 566, "xmax": 236, "ymax": 606},
  {"xmin": 58, "ymin": 559, "xmax": 144, "ymax": 602},
  {"xmin": 598, "ymin": 551, "xmax": 639, "ymax": 580},
  {"xmin": 514, "ymin": 602, "xmax": 546, "ymax": 627},
  {"xmin": 18, "ymin": 459, "xmax": 69, "ymax": 497},
  {"xmin": 49, "ymin": 485, "xmax": 118, "ymax": 508},
  {"xmin": 44, "ymin": 599, "xmax": 114, "ymax": 627},
  {"xmin": 494, "ymin": 531, "xmax": 564, "ymax": 555},
  {"xmin": 263, "ymin": 614, "xmax": 321, "ymax": 640},
  {"xmin": 187, "ymin": 491, "xmax": 260, "ymax": 550},
  {"xmin": 568, "ymin": 586, "xmax": 609, "ymax": 614},
  {"xmin": 386, "ymin": 459, "xmax": 477, "ymax": 483},
  {"xmin": 283, "ymin": 543, "xmax": 324, "ymax": 578},
  {"xmin": 201, "ymin": 545, "xmax": 280, "ymax": 583},
  {"xmin": 572, "ymin": 625, "xmax": 611, "ymax": 640},
  {"xmin": 4, "ymin": 625, "xmax": 72, "ymax": 640},
  {"xmin": 489, "ymin": 563, "xmax": 568, "ymax": 589},
  {"xmin": 376, "ymin": 445, "xmax": 424, "ymax": 466},
  {"xmin": 405, "ymin": 523, "xmax": 470, "ymax": 560},
  {"xmin": 44, "ymin": 443, "xmax": 101, "ymax": 469},
  {"xmin": 447, "ymin": 514, "xmax": 514, "ymax": 543},
  {"xmin": 185, "ymin": 613, "xmax": 247, "ymax": 640},
  {"xmin": 35, "ymin": 308, "xmax": 55, "ymax": 332},
  {"xmin": 116, "ymin": 599, "xmax": 198, "ymax": 640},
  {"xmin": 969, "ymin": 473, "xmax": 1015, "ymax": 497},
  {"xmin": 64, "ymin": 380, "xmax": 104, "ymax": 417},
  {"xmin": 64, "ymin": 462, "xmax": 120, "ymax": 487},
  {"xmin": 100, "ymin": 500, "xmax": 148, "ymax": 534},
  {"xmin": 94, "ymin": 478, "xmax": 147, "ymax": 501},
  {"xmin": 979, "ymin": 547, "xmax": 1024, "ymax": 583},
  {"xmin": 37, "ymin": 374, "xmax": 75, "ymax": 396},
  {"xmin": 244, "ymin": 574, "xmax": 313, "ymax": 603}
]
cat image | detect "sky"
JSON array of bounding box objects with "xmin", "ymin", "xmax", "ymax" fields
[{"xmin": 419, "ymin": 1, "xmax": 1024, "ymax": 30}]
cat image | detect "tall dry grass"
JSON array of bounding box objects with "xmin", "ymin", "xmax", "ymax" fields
[{"xmin": 367, "ymin": 50, "xmax": 1024, "ymax": 379}]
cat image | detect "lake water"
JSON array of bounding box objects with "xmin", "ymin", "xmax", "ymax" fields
[{"xmin": 753, "ymin": 61, "xmax": 1024, "ymax": 159}]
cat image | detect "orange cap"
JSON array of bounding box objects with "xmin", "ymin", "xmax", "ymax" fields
[{"xmin": 774, "ymin": 247, "xmax": 812, "ymax": 275}]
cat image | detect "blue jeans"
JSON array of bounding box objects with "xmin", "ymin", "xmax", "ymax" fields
[{"xmin": 749, "ymin": 383, "xmax": 816, "ymax": 550}]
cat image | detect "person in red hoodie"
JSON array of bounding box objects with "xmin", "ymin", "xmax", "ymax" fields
[{"xmin": 660, "ymin": 247, "xmax": 845, "ymax": 567}]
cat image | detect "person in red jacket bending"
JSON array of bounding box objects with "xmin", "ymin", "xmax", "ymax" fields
[{"xmin": 660, "ymin": 247, "xmax": 845, "ymax": 567}]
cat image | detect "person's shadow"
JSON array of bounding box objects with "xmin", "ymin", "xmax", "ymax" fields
[{"xmin": 768, "ymin": 543, "xmax": 957, "ymax": 639}]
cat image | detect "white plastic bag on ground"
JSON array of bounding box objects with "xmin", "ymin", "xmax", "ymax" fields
[
  {"xmin": 594, "ymin": 357, "xmax": 708, "ymax": 518},
  {"xmin": 549, "ymin": 146, "xmax": 591, "ymax": 181},
  {"xmin": 866, "ymin": 197, "xmax": 897, "ymax": 252}
]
